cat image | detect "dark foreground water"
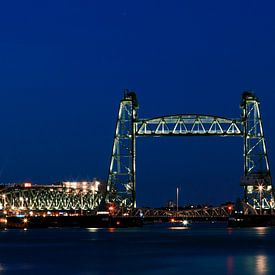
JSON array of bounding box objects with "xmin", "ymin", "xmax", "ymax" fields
[{"xmin": 1, "ymin": 222, "xmax": 275, "ymax": 274}]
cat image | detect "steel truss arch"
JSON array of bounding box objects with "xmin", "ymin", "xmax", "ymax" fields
[
  {"xmin": 136, "ymin": 114, "xmax": 243, "ymax": 136},
  {"xmin": 0, "ymin": 186, "xmax": 103, "ymax": 212}
]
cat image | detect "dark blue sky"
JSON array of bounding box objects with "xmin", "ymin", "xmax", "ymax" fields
[{"xmin": 0, "ymin": 1, "xmax": 275, "ymax": 207}]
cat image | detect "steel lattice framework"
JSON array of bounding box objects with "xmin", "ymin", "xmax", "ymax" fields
[
  {"xmin": 106, "ymin": 92, "xmax": 138, "ymax": 208},
  {"xmin": 107, "ymin": 91, "xmax": 274, "ymax": 212},
  {"xmin": 0, "ymin": 183, "xmax": 103, "ymax": 212},
  {"xmin": 118, "ymin": 206, "xmax": 230, "ymax": 219},
  {"xmin": 241, "ymin": 93, "xmax": 274, "ymax": 211},
  {"xmin": 136, "ymin": 115, "xmax": 242, "ymax": 136},
  {"xmin": 0, "ymin": 91, "xmax": 272, "ymax": 215}
]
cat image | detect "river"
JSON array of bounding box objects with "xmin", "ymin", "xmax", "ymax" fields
[{"xmin": 0, "ymin": 222, "xmax": 275, "ymax": 274}]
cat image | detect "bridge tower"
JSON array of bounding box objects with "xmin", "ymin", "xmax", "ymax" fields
[
  {"xmin": 241, "ymin": 92, "xmax": 274, "ymax": 211},
  {"xmin": 106, "ymin": 91, "xmax": 138, "ymax": 209}
]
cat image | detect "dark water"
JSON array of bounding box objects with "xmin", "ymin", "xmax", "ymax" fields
[{"xmin": 1, "ymin": 222, "xmax": 275, "ymax": 274}]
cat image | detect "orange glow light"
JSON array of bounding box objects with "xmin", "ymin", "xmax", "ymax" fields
[{"xmin": 24, "ymin": 182, "xmax": 32, "ymax": 188}]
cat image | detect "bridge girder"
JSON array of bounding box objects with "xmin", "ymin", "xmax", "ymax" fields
[
  {"xmin": 136, "ymin": 115, "xmax": 242, "ymax": 136},
  {"xmin": 125, "ymin": 206, "xmax": 231, "ymax": 218}
]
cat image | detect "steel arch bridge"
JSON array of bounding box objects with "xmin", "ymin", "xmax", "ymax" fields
[
  {"xmin": 106, "ymin": 91, "xmax": 274, "ymax": 212},
  {"xmin": 0, "ymin": 181, "xmax": 103, "ymax": 213}
]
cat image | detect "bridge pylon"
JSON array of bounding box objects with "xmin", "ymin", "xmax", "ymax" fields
[{"xmin": 241, "ymin": 92, "xmax": 274, "ymax": 211}]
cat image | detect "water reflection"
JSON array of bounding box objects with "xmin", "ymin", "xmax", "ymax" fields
[
  {"xmin": 108, "ymin": 228, "xmax": 116, "ymax": 233},
  {"xmin": 168, "ymin": 227, "xmax": 189, "ymax": 230},
  {"xmin": 227, "ymin": 254, "xmax": 269, "ymax": 275},
  {"xmin": 87, "ymin": 228, "xmax": 99, "ymax": 233},
  {"xmin": 226, "ymin": 256, "xmax": 234, "ymax": 275},
  {"xmin": 255, "ymin": 255, "xmax": 268, "ymax": 274},
  {"xmin": 0, "ymin": 225, "xmax": 274, "ymax": 274},
  {"xmin": 86, "ymin": 227, "xmax": 120, "ymax": 233},
  {"xmin": 255, "ymin": 227, "xmax": 267, "ymax": 236},
  {"xmin": 227, "ymin": 227, "xmax": 233, "ymax": 235}
]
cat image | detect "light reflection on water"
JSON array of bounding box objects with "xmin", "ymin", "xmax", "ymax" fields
[
  {"xmin": 168, "ymin": 226, "xmax": 190, "ymax": 230},
  {"xmin": 0, "ymin": 224, "xmax": 275, "ymax": 274},
  {"xmin": 226, "ymin": 256, "xmax": 234, "ymax": 275},
  {"xmin": 86, "ymin": 228, "xmax": 99, "ymax": 233},
  {"xmin": 255, "ymin": 227, "xmax": 268, "ymax": 236},
  {"xmin": 226, "ymin": 254, "xmax": 269, "ymax": 275},
  {"xmin": 256, "ymin": 255, "xmax": 268, "ymax": 275}
]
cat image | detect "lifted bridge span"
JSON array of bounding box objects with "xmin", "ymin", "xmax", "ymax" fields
[{"xmin": 0, "ymin": 91, "xmax": 274, "ymax": 216}]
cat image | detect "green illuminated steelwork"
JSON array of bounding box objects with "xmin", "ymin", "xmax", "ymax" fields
[
  {"xmin": 136, "ymin": 115, "xmax": 242, "ymax": 136},
  {"xmin": 106, "ymin": 91, "xmax": 138, "ymax": 209},
  {"xmin": 119, "ymin": 206, "xmax": 230, "ymax": 218},
  {"xmin": 0, "ymin": 91, "xmax": 272, "ymax": 214},
  {"xmin": 241, "ymin": 92, "xmax": 274, "ymax": 211},
  {"xmin": 0, "ymin": 185, "xmax": 102, "ymax": 211},
  {"xmin": 107, "ymin": 91, "xmax": 273, "ymax": 212}
]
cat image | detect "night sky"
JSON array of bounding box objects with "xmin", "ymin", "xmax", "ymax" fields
[{"xmin": 0, "ymin": 1, "xmax": 275, "ymax": 207}]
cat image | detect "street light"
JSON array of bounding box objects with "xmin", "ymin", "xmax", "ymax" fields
[
  {"xmin": 258, "ymin": 183, "xmax": 264, "ymax": 215},
  {"xmin": 176, "ymin": 187, "xmax": 179, "ymax": 217}
]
